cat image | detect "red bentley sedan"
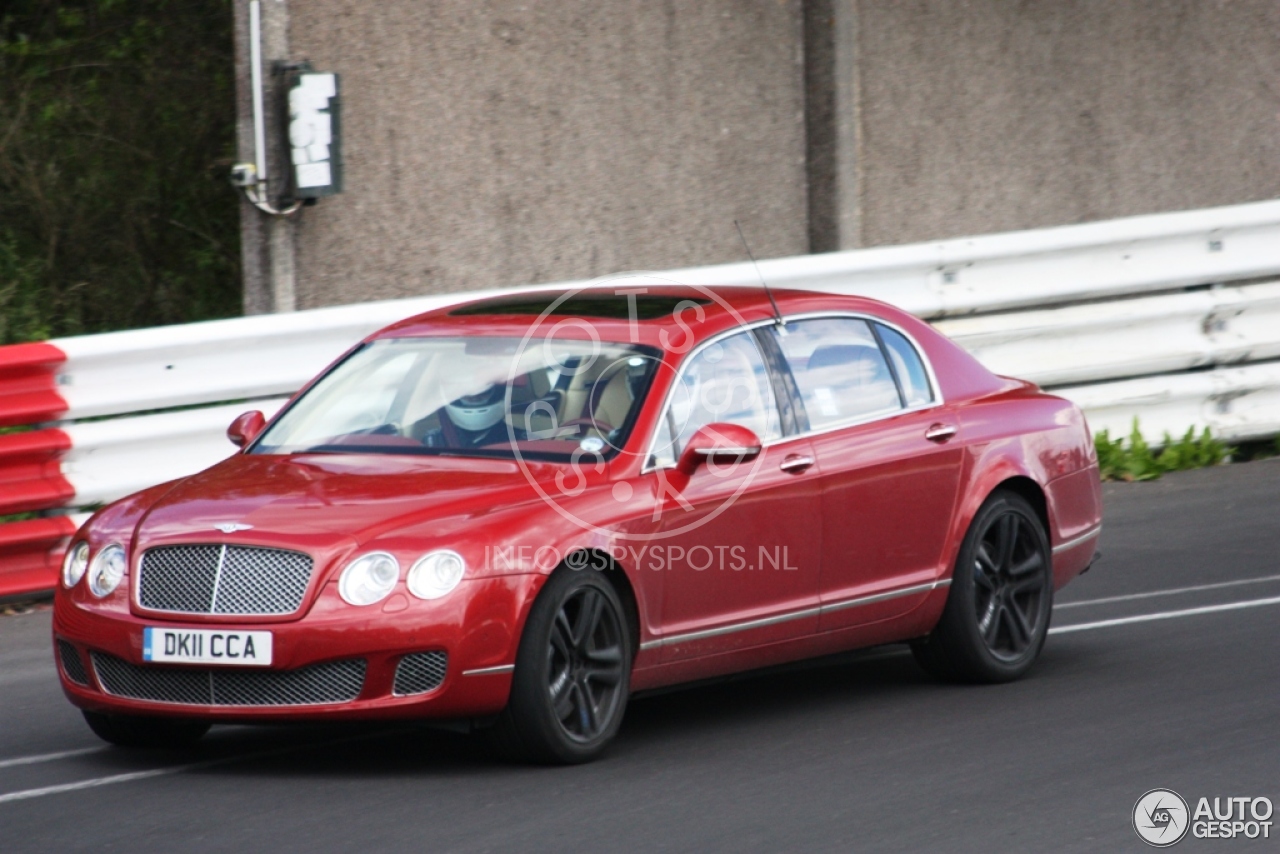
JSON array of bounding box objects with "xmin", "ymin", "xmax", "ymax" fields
[{"xmin": 53, "ymin": 286, "xmax": 1102, "ymax": 763}]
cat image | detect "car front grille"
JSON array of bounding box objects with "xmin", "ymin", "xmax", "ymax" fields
[
  {"xmin": 90, "ymin": 652, "xmax": 366, "ymax": 706},
  {"xmin": 137, "ymin": 545, "xmax": 314, "ymax": 616},
  {"xmin": 392, "ymin": 652, "xmax": 448, "ymax": 696},
  {"xmin": 57, "ymin": 640, "xmax": 89, "ymax": 686}
]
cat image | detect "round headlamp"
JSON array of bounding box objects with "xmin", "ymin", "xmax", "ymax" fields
[
  {"xmin": 62, "ymin": 541, "xmax": 90, "ymax": 589},
  {"xmin": 338, "ymin": 552, "xmax": 399, "ymax": 606},
  {"xmin": 407, "ymin": 550, "xmax": 466, "ymax": 600},
  {"xmin": 87, "ymin": 544, "xmax": 127, "ymax": 598}
]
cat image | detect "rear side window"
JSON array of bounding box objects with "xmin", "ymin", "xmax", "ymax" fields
[
  {"xmin": 769, "ymin": 318, "xmax": 902, "ymax": 429},
  {"xmin": 875, "ymin": 323, "xmax": 934, "ymax": 407}
]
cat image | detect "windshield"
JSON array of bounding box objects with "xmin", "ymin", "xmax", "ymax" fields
[{"xmin": 253, "ymin": 336, "xmax": 661, "ymax": 461}]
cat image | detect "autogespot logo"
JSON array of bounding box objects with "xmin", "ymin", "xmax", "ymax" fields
[
  {"xmin": 1133, "ymin": 789, "xmax": 1190, "ymax": 847},
  {"xmin": 505, "ymin": 274, "xmax": 767, "ymax": 542}
]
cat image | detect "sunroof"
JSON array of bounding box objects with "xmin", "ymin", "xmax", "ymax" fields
[{"xmin": 450, "ymin": 293, "xmax": 711, "ymax": 320}]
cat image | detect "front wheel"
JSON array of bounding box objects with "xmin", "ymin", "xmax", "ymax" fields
[
  {"xmin": 484, "ymin": 569, "xmax": 632, "ymax": 764},
  {"xmin": 912, "ymin": 490, "xmax": 1053, "ymax": 683},
  {"xmin": 83, "ymin": 710, "xmax": 210, "ymax": 748}
]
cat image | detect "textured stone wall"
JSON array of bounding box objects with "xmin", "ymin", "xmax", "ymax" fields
[
  {"xmin": 853, "ymin": 0, "xmax": 1280, "ymax": 247},
  {"xmin": 241, "ymin": 1, "xmax": 1280, "ymax": 309},
  {"xmin": 284, "ymin": 1, "xmax": 807, "ymax": 308}
]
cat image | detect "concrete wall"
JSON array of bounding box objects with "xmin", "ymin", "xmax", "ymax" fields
[
  {"xmin": 283, "ymin": 0, "xmax": 807, "ymax": 308},
  {"xmin": 237, "ymin": 0, "xmax": 1280, "ymax": 310},
  {"xmin": 852, "ymin": 0, "xmax": 1280, "ymax": 247}
]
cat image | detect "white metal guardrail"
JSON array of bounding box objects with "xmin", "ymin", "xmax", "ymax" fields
[{"xmin": 12, "ymin": 199, "xmax": 1280, "ymax": 519}]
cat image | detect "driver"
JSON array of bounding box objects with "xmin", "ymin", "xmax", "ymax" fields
[{"xmin": 422, "ymin": 382, "xmax": 525, "ymax": 448}]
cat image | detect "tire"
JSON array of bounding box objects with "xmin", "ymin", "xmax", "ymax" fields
[
  {"xmin": 484, "ymin": 568, "xmax": 632, "ymax": 764},
  {"xmin": 912, "ymin": 490, "xmax": 1053, "ymax": 683},
  {"xmin": 83, "ymin": 710, "xmax": 211, "ymax": 749}
]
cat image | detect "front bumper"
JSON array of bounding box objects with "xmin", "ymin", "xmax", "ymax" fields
[{"xmin": 52, "ymin": 574, "xmax": 543, "ymax": 723}]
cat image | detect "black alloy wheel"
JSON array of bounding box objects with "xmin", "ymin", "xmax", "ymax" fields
[
  {"xmin": 546, "ymin": 584, "xmax": 626, "ymax": 743},
  {"xmin": 912, "ymin": 490, "xmax": 1053, "ymax": 683},
  {"xmin": 972, "ymin": 509, "xmax": 1049, "ymax": 661},
  {"xmin": 484, "ymin": 568, "xmax": 632, "ymax": 764}
]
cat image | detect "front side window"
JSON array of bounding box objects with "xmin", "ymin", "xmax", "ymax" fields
[
  {"xmin": 254, "ymin": 336, "xmax": 659, "ymax": 461},
  {"xmin": 649, "ymin": 331, "xmax": 782, "ymax": 467},
  {"xmin": 769, "ymin": 318, "xmax": 902, "ymax": 429}
]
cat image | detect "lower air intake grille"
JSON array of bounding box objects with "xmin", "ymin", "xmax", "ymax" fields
[
  {"xmin": 90, "ymin": 653, "xmax": 366, "ymax": 706},
  {"xmin": 393, "ymin": 652, "xmax": 448, "ymax": 696},
  {"xmin": 57, "ymin": 640, "xmax": 89, "ymax": 686}
]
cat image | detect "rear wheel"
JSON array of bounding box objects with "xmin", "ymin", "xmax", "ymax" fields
[
  {"xmin": 83, "ymin": 710, "xmax": 210, "ymax": 749},
  {"xmin": 484, "ymin": 569, "xmax": 632, "ymax": 764},
  {"xmin": 912, "ymin": 490, "xmax": 1053, "ymax": 683}
]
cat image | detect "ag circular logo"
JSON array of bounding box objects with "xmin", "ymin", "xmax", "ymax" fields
[{"xmin": 1134, "ymin": 789, "xmax": 1190, "ymax": 847}]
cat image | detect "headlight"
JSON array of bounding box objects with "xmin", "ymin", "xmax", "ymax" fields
[
  {"xmin": 62, "ymin": 541, "xmax": 89, "ymax": 589},
  {"xmin": 338, "ymin": 552, "xmax": 399, "ymax": 606},
  {"xmin": 407, "ymin": 550, "xmax": 465, "ymax": 600},
  {"xmin": 87, "ymin": 544, "xmax": 126, "ymax": 598}
]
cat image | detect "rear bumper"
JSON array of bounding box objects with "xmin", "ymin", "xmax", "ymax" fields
[
  {"xmin": 52, "ymin": 574, "xmax": 543, "ymax": 723},
  {"xmin": 1046, "ymin": 464, "xmax": 1103, "ymax": 590}
]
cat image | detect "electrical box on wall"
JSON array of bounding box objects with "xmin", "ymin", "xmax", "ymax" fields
[{"xmin": 288, "ymin": 71, "xmax": 342, "ymax": 198}]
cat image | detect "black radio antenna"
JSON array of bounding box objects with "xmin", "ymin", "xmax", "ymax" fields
[{"xmin": 734, "ymin": 219, "xmax": 785, "ymax": 327}]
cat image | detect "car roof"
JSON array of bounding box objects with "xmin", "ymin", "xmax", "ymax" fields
[
  {"xmin": 372, "ymin": 285, "xmax": 915, "ymax": 348},
  {"xmin": 368, "ymin": 284, "xmax": 1009, "ymax": 404}
]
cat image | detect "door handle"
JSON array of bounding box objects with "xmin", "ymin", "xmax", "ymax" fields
[
  {"xmin": 779, "ymin": 454, "xmax": 815, "ymax": 473},
  {"xmin": 924, "ymin": 423, "xmax": 957, "ymax": 443}
]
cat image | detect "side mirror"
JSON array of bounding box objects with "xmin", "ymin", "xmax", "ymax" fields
[
  {"xmin": 676, "ymin": 423, "xmax": 763, "ymax": 475},
  {"xmin": 227, "ymin": 411, "xmax": 266, "ymax": 449}
]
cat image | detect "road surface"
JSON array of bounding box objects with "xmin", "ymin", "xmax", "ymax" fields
[{"xmin": 2, "ymin": 461, "xmax": 1277, "ymax": 851}]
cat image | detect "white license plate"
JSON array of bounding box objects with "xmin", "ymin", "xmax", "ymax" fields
[{"xmin": 142, "ymin": 627, "xmax": 273, "ymax": 666}]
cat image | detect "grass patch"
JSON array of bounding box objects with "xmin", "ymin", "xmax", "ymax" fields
[{"xmin": 1095, "ymin": 420, "xmax": 1230, "ymax": 481}]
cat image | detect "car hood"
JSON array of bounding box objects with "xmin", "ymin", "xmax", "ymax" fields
[{"xmin": 135, "ymin": 452, "xmax": 560, "ymax": 551}]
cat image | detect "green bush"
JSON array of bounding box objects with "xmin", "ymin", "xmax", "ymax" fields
[
  {"xmin": 1094, "ymin": 419, "xmax": 1229, "ymax": 482},
  {"xmin": 0, "ymin": 1, "xmax": 240, "ymax": 345}
]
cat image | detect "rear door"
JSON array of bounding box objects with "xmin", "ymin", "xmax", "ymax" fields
[{"xmin": 766, "ymin": 317, "xmax": 963, "ymax": 632}]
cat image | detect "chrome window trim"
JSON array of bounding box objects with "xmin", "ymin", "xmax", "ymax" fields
[
  {"xmin": 640, "ymin": 311, "xmax": 946, "ymax": 474},
  {"xmin": 637, "ymin": 578, "xmax": 951, "ymax": 651}
]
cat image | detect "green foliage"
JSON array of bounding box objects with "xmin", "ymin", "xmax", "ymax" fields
[
  {"xmin": 0, "ymin": 0, "xmax": 240, "ymax": 344},
  {"xmin": 1157, "ymin": 425, "xmax": 1230, "ymax": 471},
  {"xmin": 1095, "ymin": 419, "xmax": 1230, "ymax": 482}
]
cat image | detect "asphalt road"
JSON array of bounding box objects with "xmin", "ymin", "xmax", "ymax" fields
[{"xmin": 2, "ymin": 461, "xmax": 1278, "ymax": 852}]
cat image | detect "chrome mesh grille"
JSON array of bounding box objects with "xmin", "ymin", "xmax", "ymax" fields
[
  {"xmin": 57, "ymin": 640, "xmax": 89, "ymax": 686},
  {"xmin": 393, "ymin": 652, "xmax": 448, "ymax": 696},
  {"xmin": 139, "ymin": 545, "xmax": 219, "ymax": 613},
  {"xmin": 91, "ymin": 653, "xmax": 365, "ymax": 706},
  {"xmin": 138, "ymin": 545, "xmax": 313, "ymax": 616},
  {"xmin": 92, "ymin": 653, "xmax": 209, "ymax": 704}
]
